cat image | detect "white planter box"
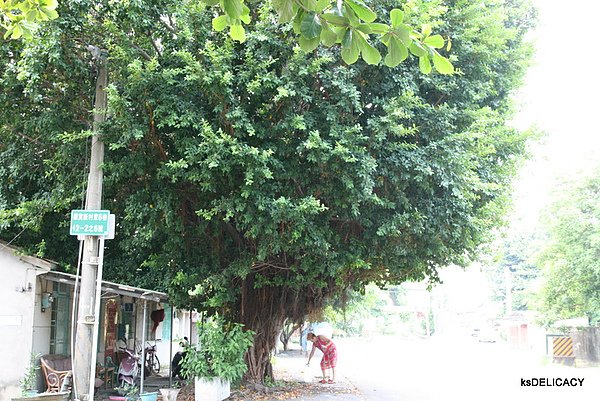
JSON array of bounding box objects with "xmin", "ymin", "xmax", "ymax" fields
[
  {"xmin": 194, "ymin": 377, "xmax": 230, "ymax": 401},
  {"xmin": 159, "ymin": 388, "xmax": 180, "ymax": 401}
]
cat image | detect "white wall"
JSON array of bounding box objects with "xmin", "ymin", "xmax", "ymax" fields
[{"xmin": 0, "ymin": 247, "xmax": 39, "ymax": 400}]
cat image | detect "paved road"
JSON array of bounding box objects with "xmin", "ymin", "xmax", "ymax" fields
[{"xmin": 336, "ymin": 335, "xmax": 600, "ymax": 401}]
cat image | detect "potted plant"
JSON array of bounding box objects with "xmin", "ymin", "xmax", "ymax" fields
[
  {"xmin": 181, "ymin": 317, "xmax": 254, "ymax": 401},
  {"xmin": 159, "ymin": 381, "xmax": 181, "ymax": 401},
  {"xmin": 110, "ymin": 383, "xmax": 139, "ymax": 401},
  {"xmin": 20, "ymin": 353, "xmax": 41, "ymax": 396}
]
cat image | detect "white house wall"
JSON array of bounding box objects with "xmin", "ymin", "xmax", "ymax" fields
[{"xmin": 0, "ymin": 247, "xmax": 41, "ymax": 400}]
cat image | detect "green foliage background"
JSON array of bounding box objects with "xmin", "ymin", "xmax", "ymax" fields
[{"xmin": 536, "ymin": 168, "xmax": 600, "ymax": 326}]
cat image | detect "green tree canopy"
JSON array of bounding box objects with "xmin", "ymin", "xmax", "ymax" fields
[
  {"xmin": 0, "ymin": 0, "xmax": 535, "ymax": 383},
  {"xmin": 1, "ymin": 0, "xmax": 454, "ymax": 72},
  {"xmin": 536, "ymin": 169, "xmax": 600, "ymax": 326}
]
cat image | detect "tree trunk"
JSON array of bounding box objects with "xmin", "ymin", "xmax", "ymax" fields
[
  {"xmin": 235, "ymin": 271, "xmax": 330, "ymax": 385},
  {"xmin": 239, "ymin": 280, "xmax": 287, "ymax": 384},
  {"xmin": 280, "ymin": 320, "xmax": 301, "ymax": 351}
]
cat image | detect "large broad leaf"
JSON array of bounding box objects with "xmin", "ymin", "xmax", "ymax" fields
[
  {"xmin": 293, "ymin": 10, "xmax": 306, "ymax": 34},
  {"xmin": 341, "ymin": 29, "xmax": 359, "ymax": 64},
  {"xmin": 301, "ymin": 12, "xmax": 322, "ymax": 39},
  {"xmin": 240, "ymin": 5, "xmax": 251, "ymax": 24},
  {"xmin": 419, "ymin": 56, "xmax": 432, "ymax": 74},
  {"xmin": 223, "ymin": 0, "xmax": 243, "ymax": 19},
  {"xmin": 341, "ymin": 46, "xmax": 360, "ymax": 64},
  {"xmin": 344, "ymin": 0, "xmax": 376, "ymax": 23},
  {"xmin": 360, "ymin": 41, "xmax": 381, "ymax": 65},
  {"xmin": 384, "ymin": 36, "xmax": 408, "ymax": 67},
  {"xmin": 272, "ymin": 0, "xmax": 296, "ymax": 22},
  {"xmin": 421, "ymin": 24, "xmax": 432, "ymax": 37},
  {"xmin": 315, "ymin": 0, "xmax": 330, "ymax": 12},
  {"xmin": 229, "ymin": 23, "xmax": 246, "ymax": 42},
  {"xmin": 395, "ymin": 25, "xmax": 411, "ymax": 46},
  {"xmin": 25, "ymin": 10, "xmax": 39, "ymax": 22},
  {"xmin": 320, "ymin": 24, "xmax": 338, "ymax": 47},
  {"xmin": 341, "ymin": 28, "xmax": 353, "ymax": 48},
  {"xmin": 299, "ymin": 35, "xmax": 320, "ymax": 52},
  {"xmin": 368, "ymin": 23, "xmax": 390, "ymax": 34},
  {"xmin": 389, "ymin": 9, "xmax": 403, "ymax": 27},
  {"xmin": 433, "ymin": 54, "xmax": 454, "ymax": 74},
  {"xmin": 40, "ymin": 0, "xmax": 58, "ymax": 9},
  {"xmin": 321, "ymin": 13, "xmax": 350, "ymax": 26},
  {"xmin": 212, "ymin": 15, "xmax": 228, "ymax": 32},
  {"xmin": 424, "ymin": 34, "xmax": 444, "ymax": 49},
  {"xmin": 40, "ymin": 8, "xmax": 59, "ymax": 20},
  {"xmin": 355, "ymin": 33, "xmax": 381, "ymax": 65},
  {"xmin": 356, "ymin": 23, "xmax": 372, "ymax": 35},
  {"xmin": 409, "ymin": 42, "xmax": 427, "ymax": 57}
]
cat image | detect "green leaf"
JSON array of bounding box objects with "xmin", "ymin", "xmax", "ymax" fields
[
  {"xmin": 341, "ymin": 30, "xmax": 359, "ymax": 64},
  {"xmin": 433, "ymin": 54, "xmax": 454, "ymax": 74},
  {"xmin": 41, "ymin": 8, "xmax": 58, "ymax": 20},
  {"xmin": 272, "ymin": 0, "xmax": 296, "ymax": 22},
  {"xmin": 321, "ymin": 13, "xmax": 349, "ymax": 26},
  {"xmin": 341, "ymin": 28, "xmax": 352, "ymax": 48},
  {"xmin": 409, "ymin": 42, "xmax": 427, "ymax": 57},
  {"xmin": 344, "ymin": 0, "xmax": 376, "ymax": 23},
  {"xmin": 212, "ymin": 15, "xmax": 228, "ymax": 32},
  {"xmin": 204, "ymin": 0, "xmax": 221, "ymax": 5},
  {"xmin": 356, "ymin": 23, "xmax": 372, "ymax": 35},
  {"xmin": 229, "ymin": 23, "xmax": 246, "ymax": 42},
  {"xmin": 342, "ymin": 3, "xmax": 360, "ymax": 26},
  {"xmin": 320, "ymin": 25, "xmax": 338, "ymax": 47},
  {"xmin": 20, "ymin": 24, "xmax": 33, "ymax": 40},
  {"xmin": 422, "ymin": 24, "xmax": 432, "ymax": 37},
  {"xmin": 299, "ymin": 35, "xmax": 320, "ymax": 52},
  {"xmin": 315, "ymin": 0, "xmax": 330, "ymax": 12},
  {"xmin": 368, "ymin": 23, "xmax": 390, "ymax": 34},
  {"xmin": 10, "ymin": 24, "xmax": 22, "ymax": 39},
  {"xmin": 292, "ymin": 10, "xmax": 305, "ymax": 34},
  {"xmin": 390, "ymin": 9, "xmax": 403, "ymax": 27},
  {"xmin": 301, "ymin": 11, "xmax": 322, "ymax": 39},
  {"xmin": 40, "ymin": 0, "xmax": 58, "ymax": 10},
  {"xmin": 384, "ymin": 36, "xmax": 408, "ymax": 67},
  {"xmin": 341, "ymin": 45, "xmax": 359, "ymax": 64},
  {"xmin": 223, "ymin": 0, "xmax": 243, "ymax": 19},
  {"xmin": 25, "ymin": 10, "xmax": 38, "ymax": 23},
  {"xmin": 240, "ymin": 5, "xmax": 251, "ymax": 24},
  {"xmin": 395, "ymin": 25, "xmax": 411, "ymax": 46},
  {"xmin": 424, "ymin": 34, "xmax": 444, "ymax": 49},
  {"xmin": 359, "ymin": 40, "xmax": 381, "ymax": 65},
  {"xmin": 419, "ymin": 56, "xmax": 432, "ymax": 74}
]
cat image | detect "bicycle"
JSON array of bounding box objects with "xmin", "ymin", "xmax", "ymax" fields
[{"xmin": 143, "ymin": 342, "xmax": 160, "ymax": 376}]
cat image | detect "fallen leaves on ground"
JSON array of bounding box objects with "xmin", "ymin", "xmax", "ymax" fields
[{"xmin": 175, "ymin": 380, "xmax": 360, "ymax": 401}]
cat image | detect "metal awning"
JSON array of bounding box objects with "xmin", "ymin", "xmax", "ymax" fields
[{"xmin": 42, "ymin": 270, "xmax": 168, "ymax": 303}]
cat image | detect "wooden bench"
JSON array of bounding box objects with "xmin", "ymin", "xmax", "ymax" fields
[{"xmin": 40, "ymin": 355, "xmax": 72, "ymax": 393}]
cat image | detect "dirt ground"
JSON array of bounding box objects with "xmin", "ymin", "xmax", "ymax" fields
[{"xmin": 175, "ymin": 349, "xmax": 362, "ymax": 401}]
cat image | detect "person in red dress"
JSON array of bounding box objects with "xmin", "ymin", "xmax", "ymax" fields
[{"xmin": 306, "ymin": 332, "xmax": 337, "ymax": 383}]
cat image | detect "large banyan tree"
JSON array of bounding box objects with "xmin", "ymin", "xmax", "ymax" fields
[{"xmin": 0, "ymin": 0, "xmax": 535, "ymax": 384}]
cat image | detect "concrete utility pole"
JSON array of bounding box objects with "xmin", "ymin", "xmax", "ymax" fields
[{"xmin": 73, "ymin": 47, "xmax": 108, "ymax": 401}]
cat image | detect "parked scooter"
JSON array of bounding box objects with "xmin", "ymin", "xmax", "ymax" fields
[
  {"xmin": 171, "ymin": 337, "xmax": 188, "ymax": 379},
  {"xmin": 118, "ymin": 348, "xmax": 140, "ymax": 388}
]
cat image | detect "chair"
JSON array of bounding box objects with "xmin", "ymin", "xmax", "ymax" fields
[
  {"xmin": 40, "ymin": 355, "xmax": 72, "ymax": 393},
  {"xmin": 103, "ymin": 356, "xmax": 118, "ymax": 388}
]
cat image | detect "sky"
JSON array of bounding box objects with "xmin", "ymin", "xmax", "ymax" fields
[
  {"xmin": 511, "ymin": 0, "xmax": 600, "ymax": 228},
  {"xmin": 436, "ymin": 0, "xmax": 600, "ymax": 320}
]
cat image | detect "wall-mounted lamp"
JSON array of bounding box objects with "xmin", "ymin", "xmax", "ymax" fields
[
  {"xmin": 41, "ymin": 292, "xmax": 54, "ymax": 312},
  {"xmin": 16, "ymin": 282, "xmax": 33, "ymax": 293}
]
